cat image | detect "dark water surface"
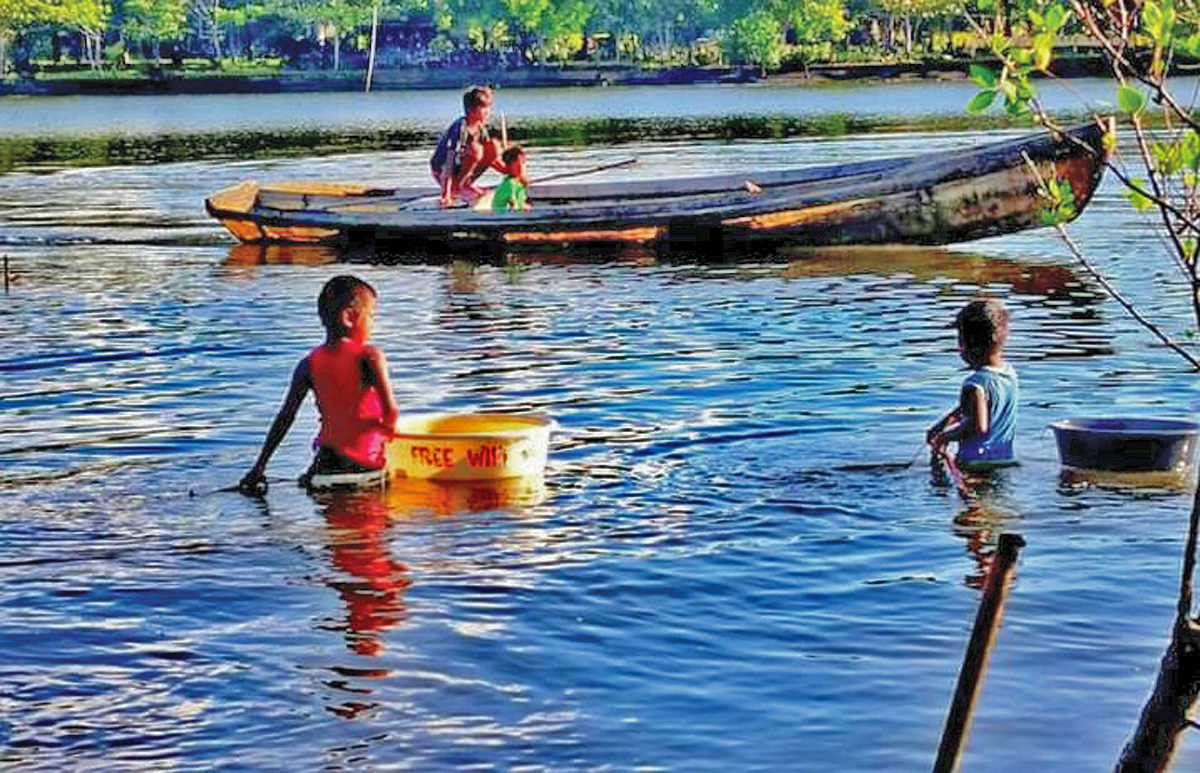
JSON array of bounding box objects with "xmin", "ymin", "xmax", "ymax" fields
[{"xmin": 3, "ymin": 85, "xmax": 1200, "ymax": 770}]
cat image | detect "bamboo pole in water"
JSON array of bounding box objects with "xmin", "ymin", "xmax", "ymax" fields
[{"xmin": 933, "ymin": 532, "xmax": 1026, "ymax": 773}]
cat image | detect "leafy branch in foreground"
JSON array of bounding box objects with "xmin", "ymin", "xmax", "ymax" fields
[{"xmin": 966, "ymin": 0, "xmax": 1200, "ymax": 372}]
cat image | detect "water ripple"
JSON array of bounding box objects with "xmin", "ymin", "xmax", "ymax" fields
[{"xmin": 2, "ymin": 127, "xmax": 1199, "ymax": 770}]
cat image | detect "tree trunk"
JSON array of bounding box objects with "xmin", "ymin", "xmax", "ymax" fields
[
  {"xmin": 211, "ymin": 0, "xmax": 223, "ymax": 59},
  {"xmin": 365, "ymin": 2, "xmax": 379, "ymax": 92},
  {"xmin": 1115, "ymin": 620, "xmax": 1200, "ymax": 771},
  {"xmin": 333, "ymin": 31, "xmax": 341, "ymax": 71},
  {"xmin": 1116, "ymin": 482, "xmax": 1200, "ymax": 771}
]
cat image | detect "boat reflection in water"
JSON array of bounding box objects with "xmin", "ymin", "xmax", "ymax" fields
[
  {"xmin": 776, "ymin": 245, "xmax": 1084, "ymax": 299},
  {"xmin": 223, "ymin": 242, "xmax": 342, "ymax": 266},
  {"xmin": 312, "ymin": 476, "xmax": 548, "ymax": 656},
  {"xmin": 224, "ymin": 240, "xmax": 1087, "ymax": 295}
]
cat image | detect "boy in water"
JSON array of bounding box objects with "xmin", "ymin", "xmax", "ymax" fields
[
  {"xmin": 926, "ymin": 299, "xmax": 1018, "ymax": 469},
  {"xmin": 492, "ymin": 145, "xmax": 531, "ymax": 212},
  {"xmin": 431, "ymin": 85, "xmax": 506, "ymax": 208},
  {"xmin": 239, "ymin": 275, "xmax": 400, "ymax": 494}
]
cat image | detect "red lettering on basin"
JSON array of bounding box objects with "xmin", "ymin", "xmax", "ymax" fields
[
  {"xmin": 410, "ymin": 445, "xmax": 455, "ymax": 467},
  {"xmin": 467, "ymin": 444, "xmax": 509, "ymax": 468}
]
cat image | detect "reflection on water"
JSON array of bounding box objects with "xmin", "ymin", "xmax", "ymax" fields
[
  {"xmin": 779, "ymin": 245, "xmax": 1082, "ymax": 297},
  {"xmin": 224, "ymin": 242, "xmax": 340, "ymax": 266},
  {"xmin": 384, "ymin": 475, "xmax": 549, "ymax": 517},
  {"xmin": 1058, "ymin": 466, "xmax": 1197, "ymax": 492},
  {"xmin": 6, "ymin": 128, "xmax": 1200, "ymax": 770},
  {"xmin": 317, "ymin": 489, "xmax": 410, "ymax": 657},
  {"xmin": 311, "ymin": 477, "xmax": 546, "ymax": 658},
  {"xmin": 931, "ymin": 465, "xmax": 1020, "ymax": 589}
]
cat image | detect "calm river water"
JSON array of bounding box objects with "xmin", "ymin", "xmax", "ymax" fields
[{"xmin": 3, "ymin": 83, "xmax": 1200, "ymax": 770}]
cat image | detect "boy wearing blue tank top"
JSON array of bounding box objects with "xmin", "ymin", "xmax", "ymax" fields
[{"xmin": 926, "ymin": 299, "xmax": 1018, "ymax": 469}]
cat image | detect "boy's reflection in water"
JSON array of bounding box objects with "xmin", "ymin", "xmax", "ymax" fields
[
  {"xmin": 313, "ymin": 477, "xmax": 547, "ymax": 657},
  {"xmin": 931, "ymin": 463, "xmax": 1016, "ymax": 589},
  {"xmin": 314, "ymin": 489, "xmax": 410, "ymax": 657}
]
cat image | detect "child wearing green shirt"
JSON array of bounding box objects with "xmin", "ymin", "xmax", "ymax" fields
[{"xmin": 492, "ymin": 146, "xmax": 531, "ymax": 212}]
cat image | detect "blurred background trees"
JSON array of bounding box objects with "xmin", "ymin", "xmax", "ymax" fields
[{"xmin": 0, "ymin": 0, "xmax": 1000, "ymax": 76}]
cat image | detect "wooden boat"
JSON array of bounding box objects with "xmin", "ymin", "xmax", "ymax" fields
[{"xmin": 205, "ymin": 122, "xmax": 1109, "ymax": 251}]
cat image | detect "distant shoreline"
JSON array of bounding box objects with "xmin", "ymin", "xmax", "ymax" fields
[{"xmin": 0, "ymin": 55, "xmax": 1129, "ymax": 97}]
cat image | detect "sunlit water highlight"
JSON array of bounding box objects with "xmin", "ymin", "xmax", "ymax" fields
[{"xmin": 3, "ymin": 86, "xmax": 1200, "ymax": 770}]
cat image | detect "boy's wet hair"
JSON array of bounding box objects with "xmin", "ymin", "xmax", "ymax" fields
[
  {"xmin": 318, "ymin": 275, "xmax": 376, "ymax": 337},
  {"xmin": 955, "ymin": 299, "xmax": 1009, "ymax": 367},
  {"xmin": 502, "ymin": 145, "xmax": 525, "ymax": 165},
  {"xmin": 463, "ymin": 85, "xmax": 493, "ymax": 113}
]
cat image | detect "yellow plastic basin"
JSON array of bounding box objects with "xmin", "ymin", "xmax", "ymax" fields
[{"xmin": 386, "ymin": 413, "xmax": 556, "ymax": 481}]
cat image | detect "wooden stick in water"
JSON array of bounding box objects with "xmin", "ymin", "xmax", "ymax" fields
[
  {"xmin": 934, "ymin": 532, "xmax": 1026, "ymax": 773},
  {"xmin": 530, "ymin": 157, "xmax": 639, "ymax": 185}
]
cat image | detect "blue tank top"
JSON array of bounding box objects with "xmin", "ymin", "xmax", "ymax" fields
[{"xmin": 957, "ymin": 364, "xmax": 1018, "ymax": 466}]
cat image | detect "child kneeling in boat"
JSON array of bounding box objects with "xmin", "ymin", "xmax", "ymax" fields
[
  {"xmin": 926, "ymin": 298, "xmax": 1018, "ymax": 470},
  {"xmin": 239, "ymin": 275, "xmax": 400, "ymax": 494}
]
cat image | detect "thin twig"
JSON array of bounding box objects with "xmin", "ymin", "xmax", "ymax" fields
[
  {"xmin": 1018, "ymin": 152, "xmax": 1200, "ymax": 369},
  {"xmin": 1057, "ymin": 223, "xmax": 1200, "ymax": 369}
]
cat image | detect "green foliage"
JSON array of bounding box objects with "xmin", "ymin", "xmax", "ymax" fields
[
  {"xmin": 124, "ymin": 0, "xmax": 188, "ymax": 46},
  {"xmin": 1125, "ymin": 178, "xmax": 1155, "ymax": 212},
  {"xmin": 0, "ymin": 0, "xmax": 110, "ymax": 31},
  {"xmin": 1117, "ymin": 85, "xmax": 1147, "ymax": 115},
  {"xmin": 965, "ymin": 3, "xmax": 1074, "ymax": 117},
  {"xmin": 1038, "ymin": 175, "xmax": 1077, "ymax": 226},
  {"xmin": 728, "ymin": 9, "xmax": 783, "ymax": 69},
  {"xmin": 1141, "ymin": 0, "xmax": 1176, "ymax": 49},
  {"xmin": 774, "ymin": 0, "xmax": 850, "ymax": 43}
]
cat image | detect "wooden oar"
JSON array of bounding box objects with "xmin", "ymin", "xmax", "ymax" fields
[
  {"xmin": 396, "ymin": 157, "xmax": 640, "ymax": 211},
  {"xmin": 530, "ymin": 157, "xmax": 638, "ymax": 185},
  {"xmin": 325, "ymin": 157, "xmax": 640, "ymax": 213}
]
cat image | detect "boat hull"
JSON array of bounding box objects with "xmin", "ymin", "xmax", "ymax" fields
[{"xmin": 205, "ymin": 123, "xmax": 1110, "ymax": 251}]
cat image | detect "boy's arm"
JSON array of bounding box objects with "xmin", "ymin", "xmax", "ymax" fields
[
  {"xmin": 363, "ymin": 347, "xmax": 400, "ymax": 432},
  {"xmin": 488, "ymin": 139, "xmax": 507, "ymax": 174},
  {"xmin": 926, "ymin": 405, "xmax": 963, "ymax": 451},
  {"xmin": 239, "ymin": 358, "xmax": 312, "ymax": 493},
  {"xmin": 961, "ymin": 383, "xmax": 989, "ymax": 436},
  {"xmin": 439, "ymin": 171, "xmax": 456, "ymax": 207},
  {"xmin": 436, "ymin": 121, "xmax": 461, "ymax": 206}
]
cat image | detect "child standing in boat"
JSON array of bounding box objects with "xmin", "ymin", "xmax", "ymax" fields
[
  {"xmin": 926, "ymin": 299, "xmax": 1018, "ymax": 469},
  {"xmin": 239, "ymin": 275, "xmax": 400, "ymax": 493},
  {"xmin": 492, "ymin": 145, "xmax": 531, "ymax": 212},
  {"xmin": 431, "ymin": 85, "xmax": 506, "ymax": 208}
]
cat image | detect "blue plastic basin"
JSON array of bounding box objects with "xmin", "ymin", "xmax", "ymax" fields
[{"xmin": 1050, "ymin": 418, "xmax": 1200, "ymax": 473}]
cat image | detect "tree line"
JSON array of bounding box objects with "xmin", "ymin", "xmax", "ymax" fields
[{"xmin": 0, "ymin": 0, "xmax": 1008, "ymax": 77}]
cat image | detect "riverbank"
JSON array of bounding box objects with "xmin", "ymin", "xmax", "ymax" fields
[
  {"xmin": 0, "ymin": 54, "xmax": 1126, "ymax": 97},
  {"xmin": 0, "ymin": 63, "xmax": 759, "ymax": 96}
]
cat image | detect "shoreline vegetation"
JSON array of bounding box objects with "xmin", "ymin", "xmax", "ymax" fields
[{"xmin": 0, "ymin": 53, "xmax": 1137, "ymax": 96}]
